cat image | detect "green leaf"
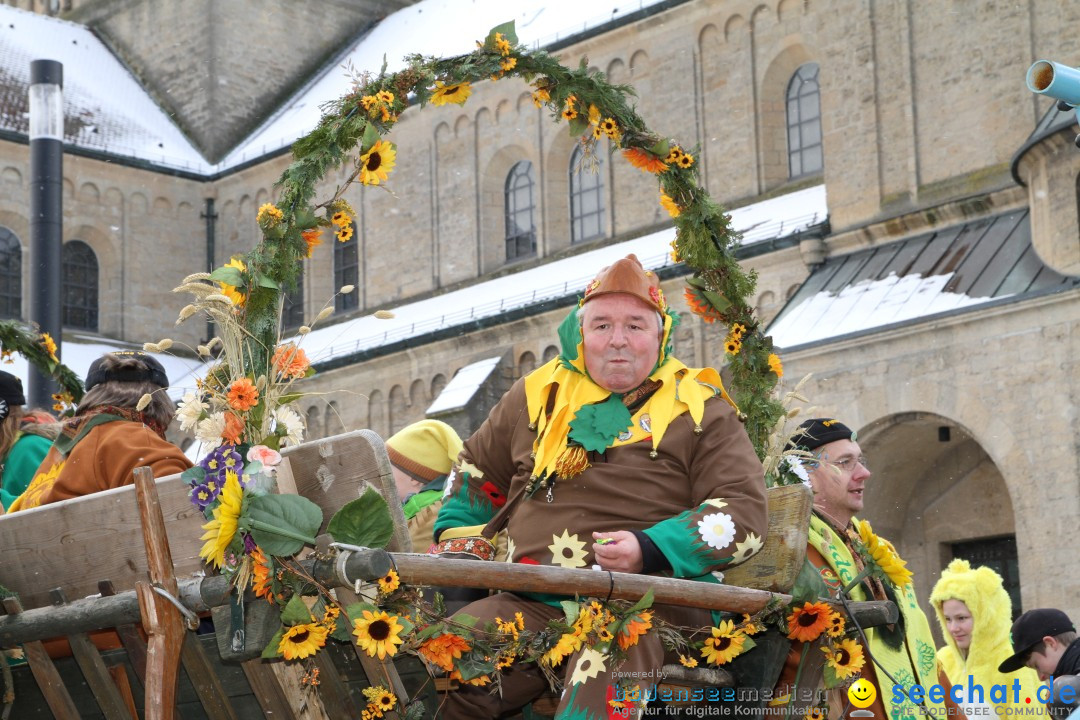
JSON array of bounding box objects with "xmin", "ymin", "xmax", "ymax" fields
[
  {"xmin": 244, "ymin": 494, "xmax": 323, "ymax": 556},
  {"xmin": 327, "ymin": 489, "xmax": 394, "ymax": 548},
  {"xmin": 209, "ymin": 266, "xmax": 243, "ymax": 286},
  {"xmin": 791, "ymin": 557, "xmax": 831, "ymax": 605},
  {"xmin": 181, "ymin": 466, "xmax": 206, "ymax": 483},
  {"xmin": 452, "ymin": 613, "xmax": 481, "ymax": 630},
  {"xmin": 361, "ymin": 124, "xmax": 381, "ymax": 154},
  {"xmin": 625, "ymin": 588, "xmax": 655, "ymax": 615},
  {"xmin": 344, "ymin": 602, "xmax": 379, "ymax": 621},
  {"xmin": 568, "ymin": 394, "xmax": 633, "ymax": 453},
  {"xmin": 485, "ymin": 21, "xmax": 518, "ymax": 47},
  {"xmin": 567, "ymin": 115, "xmax": 589, "ymax": 137},
  {"xmin": 561, "ymin": 600, "xmax": 580, "ymax": 626},
  {"xmin": 740, "ymin": 635, "xmax": 758, "ymax": 654},
  {"xmin": 261, "ymin": 628, "xmax": 284, "ymax": 659},
  {"xmin": 649, "ymin": 139, "xmax": 670, "ymax": 158},
  {"xmin": 456, "ymin": 653, "xmax": 497, "ymax": 681},
  {"xmin": 413, "ymin": 623, "xmax": 446, "ymax": 642},
  {"xmin": 403, "ymin": 702, "xmax": 428, "ymax": 720},
  {"xmin": 280, "ymin": 595, "xmax": 312, "ymax": 626},
  {"xmin": 294, "ymin": 208, "xmax": 317, "ymax": 230},
  {"xmin": 255, "ymin": 274, "xmax": 279, "ymax": 290}
]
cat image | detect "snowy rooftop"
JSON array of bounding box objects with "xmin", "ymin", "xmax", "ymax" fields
[
  {"xmin": 299, "ymin": 184, "xmax": 827, "ymax": 364},
  {"xmin": 426, "ymin": 356, "xmax": 501, "ymax": 415},
  {"xmin": 767, "ymin": 208, "xmax": 1078, "ymax": 348},
  {"xmin": 3, "ymin": 333, "xmax": 204, "ymax": 403},
  {"xmin": 0, "ymin": 0, "xmax": 678, "ymax": 174},
  {"xmin": 0, "ymin": 5, "xmax": 209, "ymax": 172}
]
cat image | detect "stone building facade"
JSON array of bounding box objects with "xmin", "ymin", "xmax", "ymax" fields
[{"xmin": 1, "ymin": 0, "xmax": 1079, "ymax": 621}]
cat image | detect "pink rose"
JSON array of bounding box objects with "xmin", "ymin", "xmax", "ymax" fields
[{"xmin": 246, "ymin": 444, "xmax": 281, "ymax": 468}]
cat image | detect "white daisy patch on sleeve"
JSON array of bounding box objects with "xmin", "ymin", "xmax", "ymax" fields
[{"xmin": 697, "ymin": 512, "xmax": 736, "ymax": 550}]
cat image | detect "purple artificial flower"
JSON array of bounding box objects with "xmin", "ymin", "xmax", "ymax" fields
[
  {"xmin": 190, "ymin": 480, "xmax": 221, "ymax": 510},
  {"xmin": 243, "ymin": 533, "xmax": 257, "ymax": 554},
  {"xmin": 201, "ymin": 445, "xmax": 243, "ymax": 482}
]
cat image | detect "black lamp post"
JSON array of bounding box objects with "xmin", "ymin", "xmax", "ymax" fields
[{"xmin": 28, "ymin": 59, "xmax": 64, "ymax": 409}]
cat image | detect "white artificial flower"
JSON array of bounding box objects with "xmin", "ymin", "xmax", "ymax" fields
[
  {"xmin": 274, "ymin": 406, "xmax": 305, "ymax": 447},
  {"xmin": 176, "ymin": 391, "xmax": 207, "ymax": 433},
  {"xmin": 784, "ymin": 455, "xmax": 811, "ymax": 484},
  {"xmin": 195, "ymin": 412, "xmax": 225, "ymax": 449},
  {"xmin": 697, "ymin": 512, "xmax": 737, "ymax": 551}
]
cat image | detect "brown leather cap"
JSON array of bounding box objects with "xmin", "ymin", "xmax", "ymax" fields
[{"xmin": 582, "ymin": 254, "xmax": 667, "ymax": 312}]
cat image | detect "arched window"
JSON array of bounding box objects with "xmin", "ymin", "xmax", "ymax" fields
[
  {"xmin": 324, "ymin": 401, "xmax": 341, "ymax": 437},
  {"xmin": 786, "ymin": 63, "xmax": 823, "ymax": 178},
  {"xmin": 0, "ymin": 227, "xmax": 21, "ymax": 320},
  {"xmin": 334, "ymin": 223, "xmax": 359, "ymax": 313},
  {"xmin": 430, "ymin": 374, "xmax": 447, "ymax": 402},
  {"xmin": 283, "ymin": 264, "xmax": 304, "ymax": 330},
  {"xmin": 388, "ymin": 385, "xmax": 407, "ymax": 435},
  {"xmin": 569, "ymin": 145, "xmax": 605, "ymax": 243},
  {"xmin": 306, "ymin": 406, "xmax": 322, "ymax": 441},
  {"xmin": 63, "ymin": 240, "xmax": 98, "ymax": 331},
  {"xmin": 542, "ymin": 345, "xmax": 559, "ymax": 363},
  {"xmin": 504, "ymin": 161, "xmax": 536, "ymax": 261}
]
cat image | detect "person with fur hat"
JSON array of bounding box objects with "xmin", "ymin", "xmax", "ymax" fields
[
  {"xmin": 385, "ymin": 419, "xmax": 464, "ymax": 552},
  {"xmin": 930, "ymin": 559, "xmax": 1043, "ymax": 715},
  {"xmin": 8, "ymin": 351, "xmax": 191, "ymax": 511},
  {"xmin": 433, "ymin": 254, "xmax": 768, "ymax": 718},
  {"xmin": 772, "ymin": 417, "xmax": 947, "ymax": 720},
  {"xmin": 0, "ymin": 370, "xmax": 59, "ymax": 510}
]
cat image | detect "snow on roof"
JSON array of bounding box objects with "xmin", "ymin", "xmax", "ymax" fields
[
  {"xmin": 426, "ymin": 356, "xmax": 501, "ymax": 415},
  {"xmin": 219, "ymin": 0, "xmax": 673, "ymax": 168},
  {"xmin": 3, "ymin": 334, "xmax": 203, "ymax": 403},
  {"xmin": 0, "ymin": 5, "xmax": 209, "ymax": 172},
  {"xmin": 299, "ymin": 184, "xmax": 826, "ymax": 364}
]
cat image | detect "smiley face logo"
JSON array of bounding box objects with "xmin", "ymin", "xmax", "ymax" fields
[{"xmin": 847, "ymin": 678, "xmax": 876, "ymax": 709}]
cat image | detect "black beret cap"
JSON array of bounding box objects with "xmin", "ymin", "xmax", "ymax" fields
[
  {"xmin": 0, "ymin": 371, "xmax": 25, "ymax": 406},
  {"xmin": 85, "ymin": 351, "xmax": 169, "ymax": 392},
  {"xmin": 788, "ymin": 418, "xmax": 856, "ymax": 451}
]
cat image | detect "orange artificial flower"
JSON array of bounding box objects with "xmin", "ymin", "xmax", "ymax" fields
[
  {"xmin": 301, "ymin": 228, "xmax": 322, "ymax": 258},
  {"xmin": 227, "ymin": 378, "xmax": 259, "ymax": 411},
  {"xmin": 623, "ymin": 147, "xmax": 668, "ymax": 174},
  {"xmin": 251, "ymin": 547, "xmax": 273, "ymax": 602},
  {"xmin": 617, "ymin": 610, "xmax": 653, "ymax": 650},
  {"xmin": 418, "ymin": 633, "xmax": 471, "ymax": 672},
  {"xmin": 787, "ymin": 602, "xmax": 833, "ymax": 642},
  {"xmin": 222, "ymin": 412, "xmax": 245, "ymax": 445},
  {"xmin": 272, "ymin": 343, "xmax": 310, "ymax": 380}
]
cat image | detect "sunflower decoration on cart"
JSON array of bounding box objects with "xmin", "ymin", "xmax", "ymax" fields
[{"xmin": 0, "ymin": 320, "xmax": 84, "ymax": 413}]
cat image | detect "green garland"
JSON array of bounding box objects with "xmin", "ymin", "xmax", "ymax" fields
[
  {"xmin": 0, "ymin": 320, "xmax": 84, "ymax": 407},
  {"xmin": 226, "ymin": 20, "xmax": 782, "ymax": 458}
]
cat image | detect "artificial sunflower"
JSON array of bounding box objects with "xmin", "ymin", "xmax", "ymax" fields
[
  {"xmin": 827, "ymin": 611, "xmax": 845, "ymax": 638},
  {"xmin": 659, "ymin": 193, "xmax": 681, "ymax": 218},
  {"xmin": 278, "ymin": 621, "xmax": 329, "ymax": 661},
  {"xmin": 449, "ymin": 668, "xmax": 491, "ymax": 686},
  {"xmin": 251, "ymin": 546, "xmax": 273, "ymax": 601},
  {"xmin": 787, "ymin": 602, "xmax": 833, "ymax": 642},
  {"xmin": 857, "ymin": 520, "xmax": 913, "ymax": 587},
  {"xmin": 359, "ymin": 140, "xmax": 397, "ymax": 186},
  {"xmin": 418, "ymin": 632, "xmax": 471, "ymax": 671},
  {"xmin": 226, "ymin": 377, "xmax": 259, "ymax": 411},
  {"xmin": 679, "ymin": 654, "xmax": 698, "ymax": 668},
  {"xmin": 561, "ymin": 106, "xmax": 578, "ymax": 121},
  {"xmin": 666, "ymin": 146, "xmax": 684, "ymax": 163},
  {"xmin": 500, "ymin": 57, "xmax": 516, "ymax": 71},
  {"xmin": 353, "ymin": 610, "xmax": 404, "ymax": 659},
  {"xmin": 336, "ymin": 224, "xmax": 354, "ymax": 243},
  {"xmin": 532, "ymin": 88, "xmax": 550, "ymax": 107},
  {"xmin": 40, "ymin": 332, "xmax": 58, "ymax": 362},
  {"xmin": 199, "ymin": 472, "xmax": 244, "ymax": 568},
  {"xmin": 362, "ymin": 686, "xmax": 397, "ymax": 713},
  {"xmin": 700, "ymin": 620, "xmax": 747, "ymax": 665},
  {"xmin": 768, "ymin": 353, "xmax": 784, "ymax": 378},
  {"xmin": 256, "ymin": 202, "xmax": 283, "ymax": 225},
  {"xmin": 677, "ymin": 153, "xmax": 695, "ymax": 169},
  {"xmin": 331, "ymin": 211, "xmax": 350, "ymax": 226},
  {"xmin": 600, "ymin": 117, "xmax": 620, "ymax": 139},
  {"xmin": 377, "ymin": 569, "xmax": 400, "ymax": 594},
  {"xmin": 731, "ymin": 322, "xmax": 747, "ymax": 337},
  {"xmin": 541, "ymin": 631, "xmax": 582, "ymax": 667},
  {"xmin": 301, "ymin": 228, "xmax": 322, "ymax": 258},
  {"xmin": 616, "ymin": 610, "xmax": 653, "ymax": 650},
  {"xmin": 218, "ymin": 257, "xmax": 247, "ymax": 306},
  {"xmin": 430, "ymin": 80, "xmax": 472, "ymax": 106},
  {"xmin": 495, "ymin": 615, "xmax": 521, "ymax": 640},
  {"xmin": 623, "ymin": 147, "xmax": 668, "ymax": 174},
  {"xmin": 376, "ymin": 89, "xmax": 394, "ymax": 104},
  {"xmin": 723, "ymin": 339, "xmax": 741, "ymax": 355},
  {"xmin": 494, "ymin": 32, "xmax": 512, "ymax": 55},
  {"xmin": 740, "ymin": 613, "xmax": 765, "ymax": 636},
  {"xmin": 822, "ymin": 638, "xmax": 866, "ymax": 679}
]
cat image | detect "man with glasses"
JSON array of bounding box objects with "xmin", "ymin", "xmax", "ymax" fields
[{"xmin": 772, "ymin": 418, "xmax": 946, "ymax": 720}]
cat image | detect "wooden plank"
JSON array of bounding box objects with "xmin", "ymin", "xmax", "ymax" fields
[
  {"xmin": 2, "ymin": 596, "xmax": 81, "ymax": 720},
  {"xmin": 0, "ymin": 430, "xmax": 402, "ymax": 610},
  {"xmin": 98, "ymin": 581, "xmax": 149, "ymax": 688},
  {"xmin": 107, "ymin": 664, "xmax": 140, "ymax": 720},
  {"xmin": 724, "ymin": 483, "xmax": 814, "ymax": 593},
  {"xmin": 242, "ymin": 660, "xmax": 299, "ymax": 720},
  {"xmin": 269, "ymin": 661, "xmax": 329, "ymax": 719},
  {"xmin": 134, "ymin": 466, "xmax": 185, "ymax": 720},
  {"xmin": 51, "ymin": 589, "xmax": 132, "ymax": 720},
  {"xmin": 179, "ymin": 632, "xmax": 238, "ymax": 720},
  {"xmin": 312, "ymin": 649, "xmax": 364, "ymax": 718}
]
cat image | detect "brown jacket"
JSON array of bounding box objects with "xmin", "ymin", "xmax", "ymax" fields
[{"xmin": 9, "ymin": 419, "xmax": 191, "ymax": 511}]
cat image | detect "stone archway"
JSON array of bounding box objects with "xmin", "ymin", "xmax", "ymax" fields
[{"xmin": 857, "ymin": 411, "xmax": 1021, "ymax": 631}]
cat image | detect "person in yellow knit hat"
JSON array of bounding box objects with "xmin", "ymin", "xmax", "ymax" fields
[
  {"xmin": 385, "ymin": 419, "xmax": 463, "ymax": 553},
  {"xmin": 930, "ymin": 559, "xmax": 1044, "ymax": 716}
]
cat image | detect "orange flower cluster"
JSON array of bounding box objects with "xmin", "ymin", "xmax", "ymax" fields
[
  {"xmin": 272, "ymin": 343, "xmax": 310, "ymax": 380},
  {"xmin": 301, "ymin": 228, "xmax": 322, "ymax": 258},
  {"xmin": 418, "ymin": 632, "xmax": 471, "ymax": 672},
  {"xmin": 222, "ymin": 412, "xmax": 245, "ymax": 445},
  {"xmin": 623, "ymin": 147, "xmax": 668, "ymax": 174},
  {"xmin": 227, "ymin": 377, "xmax": 259, "ymax": 411}
]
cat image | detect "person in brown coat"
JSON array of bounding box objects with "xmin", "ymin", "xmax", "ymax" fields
[
  {"xmin": 8, "ymin": 351, "xmax": 191, "ymax": 511},
  {"xmin": 433, "ymin": 254, "xmax": 768, "ymax": 718}
]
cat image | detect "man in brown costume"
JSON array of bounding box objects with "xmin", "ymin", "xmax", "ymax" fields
[{"xmin": 433, "ymin": 254, "xmax": 768, "ymax": 718}]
